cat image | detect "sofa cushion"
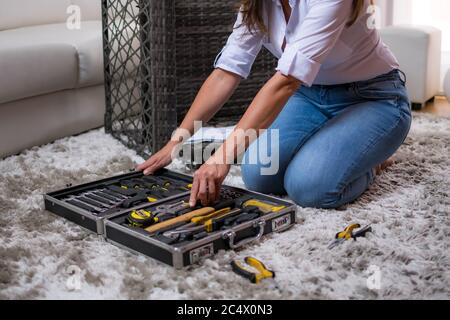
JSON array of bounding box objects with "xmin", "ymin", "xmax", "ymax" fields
[
  {"xmin": 72, "ymin": 0, "xmax": 102, "ymax": 21},
  {"xmin": 0, "ymin": 44, "xmax": 78, "ymax": 105},
  {"xmin": 0, "ymin": 21, "xmax": 103, "ymax": 104},
  {"xmin": 380, "ymin": 25, "xmax": 442, "ymax": 104},
  {"xmin": 0, "ymin": 0, "xmax": 101, "ymax": 31}
]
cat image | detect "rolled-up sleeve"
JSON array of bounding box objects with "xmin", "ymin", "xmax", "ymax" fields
[
  {"xmin": 214, "ymin": 9, "xmax": 264, "ymax": 79},
  {"xmin": 276, "ymin": 0, "xmax": 353, "ymax": 86}
]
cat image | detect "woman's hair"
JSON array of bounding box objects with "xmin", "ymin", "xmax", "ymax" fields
[{"xmin": 239, "ymin": 0, "xmax": 372, "ymax": 33}]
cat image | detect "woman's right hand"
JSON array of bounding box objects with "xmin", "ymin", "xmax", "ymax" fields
[{"xmin": 136, "ymin": 141, "xmax": 179, "ymax": 175}]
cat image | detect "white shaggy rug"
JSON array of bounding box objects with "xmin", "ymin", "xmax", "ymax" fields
[{"xmin": 0, "ymin": 113, "xmax": 449, "ymax": 300}]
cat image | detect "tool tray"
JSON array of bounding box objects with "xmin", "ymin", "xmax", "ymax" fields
[
  {"xmin": 45, "ymin": 170, "xmax": 296, "ymax": 268},
  {"xmin": 105, "ymin": 186, "xmax": 296, "ymax": 268},
  {"xmin": 44, "ymin": 169, "xmax": 193, "ymax": 234}
]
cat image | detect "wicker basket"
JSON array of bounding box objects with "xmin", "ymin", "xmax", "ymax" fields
[{"xmin": 103, "ymin": 0, "xmax": 276, "ymax": 157}]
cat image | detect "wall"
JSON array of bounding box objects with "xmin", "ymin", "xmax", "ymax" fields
[{"xmin": 375, "ymin": 0, "xmax": 394, "ymax": 27}]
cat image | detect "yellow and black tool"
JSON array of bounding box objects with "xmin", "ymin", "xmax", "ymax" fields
[
  {"xmin": 127, "ymin": 209, "xmax": 158, "ymax": 228},
  {"xmin": 145, "ymin": 199, "xmax": 235, "ymax": 234},
  {"xmin": 240, "ymin": 198, "xmax": 286, "ymax": 214},
  {"xmin": 231, "ymin": 257, "xmax": 275, "ymax": 284},
  {"xmin": 163, "ymin": 207, "xmax": 239, "ymax": 239},
  {"xmin": 190, "ymin": 207, "xmax": 235, "ymax": 226},
  {"xmin": 328, "ymin": 224, "xmax": 372, "ymax": 249}
]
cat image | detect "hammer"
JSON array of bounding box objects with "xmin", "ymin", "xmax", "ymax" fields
[{"xmin": 144, "ymin": 199, "xmax": 235, "ymax": 234}]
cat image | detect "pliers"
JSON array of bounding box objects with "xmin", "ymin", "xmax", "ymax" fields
[
  {"xmin": 231, "ymin": 257, "xmax": 275, "ymax": 284},
  {"xmin": 327, "ymin": 224, "xmax": 372, "ymax": 249}
]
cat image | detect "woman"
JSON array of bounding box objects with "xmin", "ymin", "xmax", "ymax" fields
[{"xmin": 137, "ymin": 0, "xmax": 411, "ymax": 209}]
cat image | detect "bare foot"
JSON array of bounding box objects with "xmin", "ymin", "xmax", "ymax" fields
[{"xmin": 375, "ymin": 157, "xmax": 395, "ymax": 175}]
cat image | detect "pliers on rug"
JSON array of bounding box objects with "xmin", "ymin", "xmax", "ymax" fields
[
  {"xmin": 328, "ymin": 224, "xmax": 372, "ymax": 249},
  {"xmin": 231, "ymin": 257, "xmax": 275, "ymax": 284}
]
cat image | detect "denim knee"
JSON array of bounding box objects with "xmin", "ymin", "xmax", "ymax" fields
[
  {"xmin": 241, "ymin": 162, "xmax": 286, "ymax": 195},
  {"xmin": 283, "ymin": 171, "xmax": 342, "ymax": 209}
]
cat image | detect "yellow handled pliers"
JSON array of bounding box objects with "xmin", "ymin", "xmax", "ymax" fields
[
  {"xmin": 231, "ymin": 257, "xmax": 275, "ymax": 284},
  {"xmin": 328, "ymin": 224, "xmax": 372, "ymax": 249}
]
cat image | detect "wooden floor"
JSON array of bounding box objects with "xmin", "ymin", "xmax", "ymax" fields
[{"xmin": 419, "ymin": 95, "xmax": 450, "ymax": 118}]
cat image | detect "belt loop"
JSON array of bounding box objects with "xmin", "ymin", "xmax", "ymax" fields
[{"xmin": 397, "ymin": 69, "xmax": 407, "ymax": 85}]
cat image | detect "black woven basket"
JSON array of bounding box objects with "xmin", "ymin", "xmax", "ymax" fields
[{"xmin": 103, "ymin": 0, "xmax": 276, "ymax": 157}]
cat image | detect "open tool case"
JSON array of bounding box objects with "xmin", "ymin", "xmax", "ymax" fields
[
  {"xmin": 44, "ymin": 169, "xmax": 193, "ymax": 234},
  {"xmin": 45, "ymin": 169, "xmax": 296, "ymax": 268}
]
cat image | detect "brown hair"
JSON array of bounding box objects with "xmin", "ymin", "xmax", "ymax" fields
[{"xmin": 239, "ymin": 0, "xmax": 373, "ymax": 33}]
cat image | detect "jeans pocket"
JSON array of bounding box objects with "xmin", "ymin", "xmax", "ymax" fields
[{"xmin": 353, "ymin": 79, "xmax": 400, "ymax": 101}]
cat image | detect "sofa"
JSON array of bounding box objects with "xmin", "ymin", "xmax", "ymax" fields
[
  {"xmin": 380, "ymin": 25, "xmax": 442, "ymax": 110},
  {"xmin": 0, "ymin": 0, "xmax": 105, "ymax": 158},
  {"xmin": 445, "ymin": 69, "xmax": 450, "ymax": 102}
]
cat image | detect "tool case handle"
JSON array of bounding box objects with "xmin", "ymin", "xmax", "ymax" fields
[{"xmin": 222, "ymin": 220, "xmax": 266, "ymax": 249}]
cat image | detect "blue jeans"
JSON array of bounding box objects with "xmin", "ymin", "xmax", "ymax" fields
[{"xmin": 241, "ymin": 70, "xmax": 412, "ymax": 209}]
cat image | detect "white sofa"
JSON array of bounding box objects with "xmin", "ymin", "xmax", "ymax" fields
[
  {"xmin": 380, "ymin": 25, "xmax": 442, "ymax": 110},
  {"xmin": 445, "ymin": 69, "xmax": 450, "ymax": 101},
  {"xmin": 0, "ymin": 0, "xmax": 105, "ymax": 158}
]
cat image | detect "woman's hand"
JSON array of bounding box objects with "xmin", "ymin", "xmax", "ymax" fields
[
  {"xmin": 136, "ymin": 141, "xmax": 179, "ymax": 175},
  {"xmin": 189, "ymin": 161, "xmax": 231, "ymax": 207}
]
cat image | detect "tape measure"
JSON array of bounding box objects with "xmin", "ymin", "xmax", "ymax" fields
[{"xmin": 126, "ymin": 209, "xmax": 157, "ymax": 228}]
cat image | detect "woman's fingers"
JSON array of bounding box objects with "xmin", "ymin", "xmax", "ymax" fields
[
  {"xmin": 198, "ymin": 179, "xmax": 208, "ymax": 206},
  {"xmin": 136, "ymin": 157, "xmax": 157, "ymax": 172},
  {"xmin": 189, "ymin": 177, "xmax": 200, "ymax": 207},
  {"xmin": 143, "ymin": 158, "xmax": 163, "ymax": 175},
  {"xmin": 207, "ymin": 178, "xmax": 216, "ymax": 205},
  {"xmin": 189, "ymin": 164, "xmax": 229, "ymax": 207},
  {"xmin": 137, "ymin": 143, "xmax": 174, "ymax": 174},
  {"xmin": 190, "ymin": 173, "xmax": 213, "ymax": 207},
  {"xmin": 215, "ymin": 180, "xmax": 222, "ymax": 202},
  {"xmin": 138, "ymin": 153, "xmax": 171, "ymax": 175}
]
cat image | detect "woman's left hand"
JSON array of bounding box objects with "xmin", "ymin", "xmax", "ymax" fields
[{"xmin": 189, "ymin": 161, "xmax": 231, "ymax": 207}]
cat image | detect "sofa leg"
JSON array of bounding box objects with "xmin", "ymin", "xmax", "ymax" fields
[{"xmin": 411, "ymin": 102, "xmax": 425, "ymax": 110}]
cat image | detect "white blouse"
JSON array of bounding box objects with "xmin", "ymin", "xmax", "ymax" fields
[{"xmin": 214, "ymin": 0, "xmax": 399, "ymax": 86}]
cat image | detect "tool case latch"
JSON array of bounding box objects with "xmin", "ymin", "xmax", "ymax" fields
[{"xmin": 222, "ymin": 220, "xmax": 266, "ymax": 249}]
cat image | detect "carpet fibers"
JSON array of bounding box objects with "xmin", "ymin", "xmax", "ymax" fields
[{"xmin": 0, "ymin": 113, "xmax": 449, "ymax": 299}]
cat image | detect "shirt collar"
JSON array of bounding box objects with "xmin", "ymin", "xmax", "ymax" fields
[{"xmin": 271, "ymin": 0, "xmax": 296, "ymax": 8}]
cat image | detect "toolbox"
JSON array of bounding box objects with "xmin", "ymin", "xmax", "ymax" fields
[
  {"xmin": 45, "ymin": 169, "xmax": 297, "ymax": 268},
  {"xmin": 44, "ymin": 169, "xmax": 193, "ymax": 234}
]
